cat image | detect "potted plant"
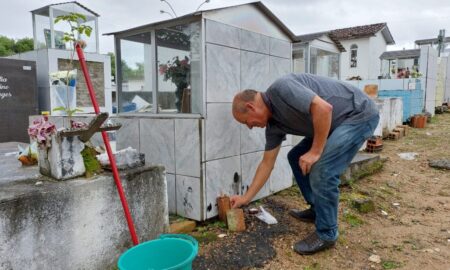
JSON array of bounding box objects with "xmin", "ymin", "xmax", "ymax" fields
[
  {"xmin": 159, "ymin": 56, "xmax": 191, "ymax": 112},
  {"xmin": 52, "ymin": 12, "xmax": 92, "ymax": 122}
]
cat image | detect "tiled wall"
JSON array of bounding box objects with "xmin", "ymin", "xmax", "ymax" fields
[{"xmin": 203, "ymin": 19, "xmax": 293, "ymax": 220}]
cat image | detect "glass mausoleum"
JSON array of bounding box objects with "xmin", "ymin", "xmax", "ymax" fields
[{"xmin": 107, "ymin": 2, "xmax": 294, "ymax": 220}]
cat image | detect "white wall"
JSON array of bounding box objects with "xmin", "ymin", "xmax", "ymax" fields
[
  {"xmin": 446, "ymin": 56, "xmax": 450, "ymax": 103},
  {"xmin": 340, "ymin": 32, "xmax": 388, "ymax": 80},
  {"xmin": 340, "ymin": 38, "xmax": 370, "ymax": 80},
  {"xmin": 436, "ymin": 57, "xmax": 447, "ymax": 105},
  {"xmin": 309, "ymin": 35, "xmax": 340, "ymax": 53},
  {"xmin": 369, "ymin": 33, "xmax": 388, "ymax": 79},
  {"xmin": 203, "ymin": 4, "xmax": 290, "ymax": 41},
  {"xmin": 420, "ymin": 46, "xmax": 438, "ymax": 115}
]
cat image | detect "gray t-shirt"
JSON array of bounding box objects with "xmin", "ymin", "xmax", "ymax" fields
[{"xmin": 264, "ymin": 73, "xmax": 378, "ymax": 150}]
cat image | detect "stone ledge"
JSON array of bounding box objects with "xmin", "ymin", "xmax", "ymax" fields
[
  {"xmin": 341, "ymin": 153, "xmax": 382, "ymax": 185},
  {"xmin": 0, "ymin": 147, "xmax": 168, "ymax": 270}
]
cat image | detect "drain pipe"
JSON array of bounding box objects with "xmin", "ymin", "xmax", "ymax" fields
[{"xmin": 75, "ymin": 43, "xmax": 139, "ymax": 245}]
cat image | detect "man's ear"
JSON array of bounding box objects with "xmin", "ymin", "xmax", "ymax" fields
[{"xmin": 245, "ymin": 102, "xmax": 256, "ymax": 112}]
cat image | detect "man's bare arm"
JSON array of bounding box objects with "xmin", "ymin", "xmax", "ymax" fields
[{"xmin": 231, "ymin": 145, "xmax": 281, "ymax": 208}]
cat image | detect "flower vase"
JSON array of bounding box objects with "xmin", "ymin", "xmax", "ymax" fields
[
  {"xmin": 175, "ymin": 86, "xmax": 184, "ymax": 112},
  {"xmin": 38, "ymin": 146, "xmax": 51, "ymax": 176}
]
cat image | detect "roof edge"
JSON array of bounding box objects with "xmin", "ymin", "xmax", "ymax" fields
[
  {"xmin": 105, "ymin": 1, "xmax": 295, "ymax": 40},
  {"xmin": 31, "ymin": 1, "xmax": 99, "ymax": 17}
]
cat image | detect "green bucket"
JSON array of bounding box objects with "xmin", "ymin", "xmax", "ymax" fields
[{"xmin": 118, "ymin": 234, "xmax": 198, "ymax": 270}]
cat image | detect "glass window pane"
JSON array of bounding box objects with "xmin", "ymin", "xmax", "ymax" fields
[
  {"xmin": 81, "ymin": 20, "xmax": 97, "ymax": 53},
  {"xmin": 350, "ymin": 46, "xmax": 357, "ymax": 68},
  {"xmin": 293, "ymin": 48, "xmax": 305, "ymax": 73},
  {"xmin": 310, "ymin": 47, "xmax": 339, "ymax": 79},
  {"xmin": 34, "ymin": 14, "xmax": 50, "ymax": 49},
  {"xmin": 156, "ymin": 21, "xmax": 201, "ymax": 114},
  {"xmin": 119, "ymin": 32, "xmax": 153, "ymax": 113}
]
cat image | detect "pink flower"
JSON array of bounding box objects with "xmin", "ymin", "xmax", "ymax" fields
[
  {"xmin": 71, "ymin": 120, "xmax": 88, "ymax": 129},
  {"xmin": 28, "ymin": 116, "xmax": 56, "ymax": 147}
]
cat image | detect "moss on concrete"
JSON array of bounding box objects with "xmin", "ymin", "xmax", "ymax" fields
[
  {"xmin": 81, "ymin": 145, "xmax": 102, "ymax": 178},
  {"xmin": 344, "ymin": 160, "xmax": 384, "ymax": 186}
]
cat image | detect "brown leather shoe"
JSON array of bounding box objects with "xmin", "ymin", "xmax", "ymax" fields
[{"xmin": 289, "ymin": 208, "xmax": 315, "ymax": 223}]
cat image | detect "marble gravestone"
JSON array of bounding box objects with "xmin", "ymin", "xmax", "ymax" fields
[{"xmin": 0, "ymin": 58, "xmax": 38, "ymax": 143}]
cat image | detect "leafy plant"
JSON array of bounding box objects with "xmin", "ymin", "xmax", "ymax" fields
[
  {"xmin": 54, "ymin": 13, "xmax": 92, "ymax": 45},
  {"xmin": 159, "ymin": 56, "xmax": 190, "ymax": 111},
  {"xmin": 53, "ymin": 106, "xmax": 83, "ymax": 117},
  {"xmin": 52, "ymin": 12, "xmax": 92, "ymax": 123}
]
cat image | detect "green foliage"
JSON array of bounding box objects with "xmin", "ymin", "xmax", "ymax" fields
[
  {"xmin": 0, "ymin": 35, "xmax": 34, "ymax": 56},
  {"xmin": 52, "ymin": 12, "xmax": 91, "ymax": 120},
  {"xmin": 158, "ymin": 56, "xmax": 190, "ymax": 89},
  {"xmin": 52, "ymin": 106, "xmax": 83, "ymax": 117},
  {"xmin": 14, "ymin": 38, "xmax": 34, "ymax": 53},
  {"xmin": 54, "ymin": 12, "xmax": 92, "ymax": 44},
  {"xmin": 121, "ymin": 60, "xmax": 145, "ymax": 81}
]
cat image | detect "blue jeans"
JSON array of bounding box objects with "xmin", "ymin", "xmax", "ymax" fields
[{"xmin": 287, "ymin": 115, "xmax": 379, "ymax": 241}]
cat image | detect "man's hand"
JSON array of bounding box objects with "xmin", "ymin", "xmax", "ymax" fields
[
  {"xmin": 299, "ymin": 150, "xmax": 321, "ymax": 175},
  {"xmin": 230, "ymin": 195, "xmax": 249, "ymax": 208}
]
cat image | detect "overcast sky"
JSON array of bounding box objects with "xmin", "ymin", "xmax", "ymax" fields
[{"xmin": 1, "ymin": 0, "xmax": 449, "ymax": 54}]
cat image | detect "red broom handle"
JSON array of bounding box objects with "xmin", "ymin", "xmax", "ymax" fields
[{"xmin": 75, "ymin": 43, "xmax": 139, "ymax": 245}]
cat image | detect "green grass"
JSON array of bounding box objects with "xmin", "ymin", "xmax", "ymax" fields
[
  {"xmin": 304, "ymin": 262, "xmax": 320, "ymax": 270},
  {"xmin": 382, "ymin": 260, "xmax": 402, "ymax": 269},
  {"xmin": 191, "ymin": 231, "xmax": 218, "ymax": 244},
  {"xmin": 208, "ymin": 220, "xmax": 227, "ymax": 229},
  {"xmin": 429, "ymin": 116, "xmax": 438, "ymax": 124},
  {"xmin": 343, "ymin": 212, "xmax": 364, "ymax": 227}
]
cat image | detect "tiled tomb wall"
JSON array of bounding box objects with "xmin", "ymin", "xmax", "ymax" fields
[{"xmin": 201, "ymin": 19, "xmax": 293, "ymax": 220}]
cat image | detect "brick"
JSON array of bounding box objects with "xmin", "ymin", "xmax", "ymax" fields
[
  {"xmin": 169, "ymin": 220, "xmax": 196, "ymax": 234},
  {"xmin": 226, "ymin": 209, "xmax": 246, "ymax": 232},
  {"xmin": 388, "ymin": 132, "xmax": 400, "ymax": 140},
  {"xmin": 58, "ymin": 59, "xmax": 105, "ymax": 107},
  {"xmin": 393, "ymin": 128, "xmax": 404, "ymax": 138},
  {"xmin": 367, "ymin": 136, "xmax": 383, "ymax": 146},
  {"xmin": 397, "ymin": 125, "xmax": 409, "ymax": 136},
  {"xmin": 217, "ymin": 196, "xmax": 231, "ymax": 223},
  {"xmin": 365, "ymin": 144, "xmax": 383, "ymax": 153}
]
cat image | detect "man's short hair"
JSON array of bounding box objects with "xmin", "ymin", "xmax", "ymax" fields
[{"xmin": 233, "ymin": 89, "xmax": 258, "ymax": 113}]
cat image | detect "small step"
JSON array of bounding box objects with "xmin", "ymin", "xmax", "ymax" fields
[{"xmin": 341, "ymin": 153, "xmax": 382, "ymax": 185}]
